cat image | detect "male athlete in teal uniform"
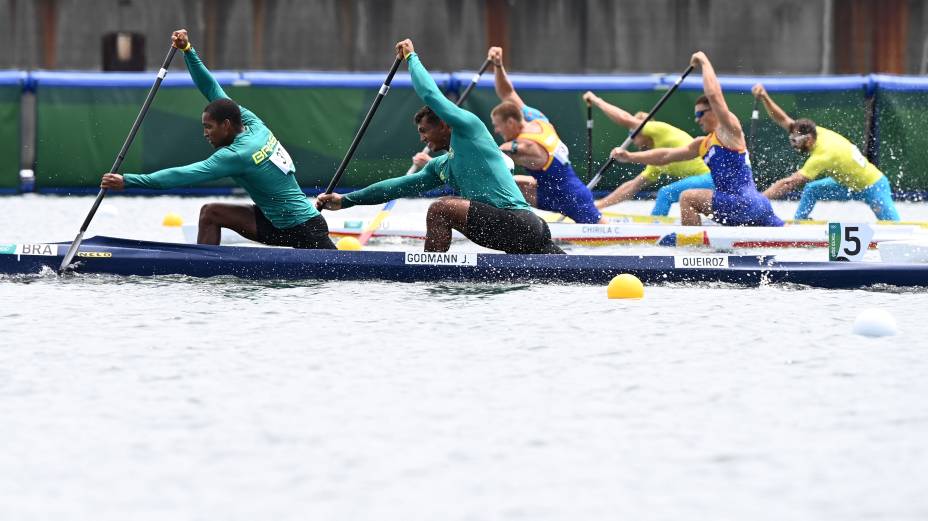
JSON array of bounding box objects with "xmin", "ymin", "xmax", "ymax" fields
[
  {"xmin": 316, "ymin": 39, "xmax": 563, "ymax": 254},
  {"xmin": 100, "ymin": 29, "xmax": 334, "ymax": 249}
]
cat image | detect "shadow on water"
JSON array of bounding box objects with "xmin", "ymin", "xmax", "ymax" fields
[
  {"xmin": 1, "ymin": 271, "xmax": 329, "ymax": 295},
  {"xmin": 422, "ymin": 282, "xmax": 532, "ymax": 300},
  {"xmin": 4, "ymin": 271, "xmax": 926, "ymax": 296}
]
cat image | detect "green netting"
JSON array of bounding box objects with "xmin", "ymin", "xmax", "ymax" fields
[
  {"xmin": 35, "ymin": 85, "xmax": 431, "ymax": 189},
  {"xmin": 874, "ymin": 89, "xmax": 928, "ymax": 193},
  {"xmin": 32, "ymin": 81, "xmax": 874, "ymax": 192},
  {"xmin": 0, "ymin": 85, "xmax": 20, "ymax": 189}
]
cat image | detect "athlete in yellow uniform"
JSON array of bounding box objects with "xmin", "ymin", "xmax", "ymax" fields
[
  {"xmin": 752, "ymin": 83, "xmax": 900, "ymax": 221},
  {"xmin": 583, "ymin": 91, "xmax": 712, "ymax": 216}
]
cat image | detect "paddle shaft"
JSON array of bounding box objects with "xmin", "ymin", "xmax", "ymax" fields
[
  {"xmin": 586, "ymin": 103, "xmax": 593, "ymax": 177},
  {"xmin": 748, "ymin": 97, "xmax": 760, "ymax": 153},
  {"xmin": 324, "ymin": 57, "xmax": 403, "ymax": 194},
  {"xmin": 586, "ymin": 64, "xmax": 695, "ymax": 190},
  {"xmin": 361, "ymin": 59, "xmax": 491, "ymax": 246},
  {"xmin": 59, "ymin": 46, "xmax": 178, "ymax": 272}
]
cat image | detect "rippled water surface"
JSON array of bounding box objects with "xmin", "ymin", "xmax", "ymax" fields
[{"xmin": 2, "ymin": 196, "xmax": 927, "ymax": 520}]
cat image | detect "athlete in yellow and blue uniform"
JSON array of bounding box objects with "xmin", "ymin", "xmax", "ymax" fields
[
  {"xmin": 493, "ymin": 103, "xmax": 603, "ymax": 223},
  {"xmin": 486, "ymin": 46, "xmax": 604, "ymax": 224},
  {"xmin": 610, "ymin": 52, "xmax": 783, "ymax": 227},
  {"xmin": 585, "ymin": 90, "xmax": 713, "ymax": 216},
  {"xmin": 752, "ymin": 84, "xmax": 900, "ymax": 221},
  {"xmin": 698, "ymin": 131, "xmax": 782, "ymax": 226}
]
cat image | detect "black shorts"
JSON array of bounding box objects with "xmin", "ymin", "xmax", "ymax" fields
[
  {"xmin": 254, "ymin": 206, "xmax": 336, "ymax": 249},
  {"xmin": 463, "ymin": 201, "xmax": 564, "ymax": 254}
]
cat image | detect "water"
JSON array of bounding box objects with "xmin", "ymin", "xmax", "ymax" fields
[{"xmin": 2, "ymin": 196, "xmax": 927, "ymax": 520}]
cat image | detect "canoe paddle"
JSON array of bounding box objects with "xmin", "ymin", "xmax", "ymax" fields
[
  {"xmin": 357, "ymin": 58, "xmax": 492, "ymax": 246},
  {"xmin": 748, "ymin": 97, "xmax": 760, "ymax": 154},
  {"xmin": 322, "ymin": 56, "xmax": 403, "ymax": 196},
  {"xmin": 59, "ymin": 46, "xmax": 178, "ymax": 273},
  {"xmin": 585, "ymin": 64, "xmax": 695, "ymax": 191},
  {"xmin": 586, "ymin": 101, "xmax": 594, "ymax": 178}
]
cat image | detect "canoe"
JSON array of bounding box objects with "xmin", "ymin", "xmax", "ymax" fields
[
  {"xmin": 879, "ymin": 238, "xmax": 928, "ymax": 263},
  {"xmin": 182, "ymin": 219, "xmax": 926, "ymax": 249},
  {"xmin": 3, "ymin": 236, "xmax": 928, "ymax": 289}
]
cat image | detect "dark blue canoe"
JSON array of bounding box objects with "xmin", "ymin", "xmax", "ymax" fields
[{"xmin": 1, "ymin": 236, "xmax": 927, "ymax": 289}]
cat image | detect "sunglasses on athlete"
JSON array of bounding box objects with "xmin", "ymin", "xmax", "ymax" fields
[{"xmin": 694, "ymin": 108, "xmax": 712, "ymax": 121}]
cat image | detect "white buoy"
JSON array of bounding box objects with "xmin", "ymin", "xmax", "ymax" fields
[{"xmin": 852, "ymin": 308, "xmax": 898, "ymax": 337}]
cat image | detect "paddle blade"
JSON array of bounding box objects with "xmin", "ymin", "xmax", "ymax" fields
[
  {"xmin": 358, "ymin": 200, "xmax": 397, "ymax": 245},
  {"xmin": 58, "ymin": 231, "xmax": 85, "ymax": 273}
]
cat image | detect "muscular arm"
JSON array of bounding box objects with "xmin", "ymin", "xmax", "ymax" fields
[
  {"xmin": 763, "ymin": 171, "xmax": 809, "ymax": 200},
  {"xmin": 589, "ymin": 96, "xmax": 642, "ymax": 130},
  {"xmin": 501, "ymin": 139, "xmax": 549, "ymax": 170},
  {"xmin": 699, "ymin": 57, "xmax": 746, "ymax": 149},
  {"xmin": 596, "ymin": 174, "xmax": 651, "ymax": 208},
  {"xmin": 408, "ymin": 53, "xmax": 476, "ymax": 132},
  {"xmin": 342, "ymin": 166, "xmax": 444, "ymax": 207},
  {"xmin": 757, "ymin": 91, "xmax": 795, "ymax": 131},
  {"xmin": 622, "ymin": 137, "xmax": 702, "ymax": 166},
  {"xmin": 123, "ymin": 149, "xmax": 237, "ymax": 189},
  {"xmin": 184, "ymin": 47, "xmax": 228, "ymax": 102},
  {"xmin": 493, "ymin": 63, "xmax": 525, "ymax": 108}
]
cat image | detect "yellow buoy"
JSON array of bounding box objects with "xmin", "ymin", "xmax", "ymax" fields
[
  {"xmin": 336, "ymin": 236, "xmax": 363, "ymax": 251},
  {"xmin": 607, "ymin": 273, "xmax": 644, "ymax": 299},
  {"xmin": 162, "ymin": 212, "xmax": 184, "ymax": 227}
]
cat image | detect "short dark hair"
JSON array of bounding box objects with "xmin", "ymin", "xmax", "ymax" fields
[
  {"xmin": 203, "ymin": 98, "xmax": 242, "ymax": 129},
  {"xmin": 491, "ymin": 101, "xmax": 523, "ymax": 122},
  {"xmin": 695, "ymin": 95, "xmax": 709, "ymax": 107},
  {"xmin": 414, "ymin": 105, "xmax": 444, "ymax": 127},
  {"xmin": 789, "ymin": 118, "xmax": 817, "ymax": 137}
]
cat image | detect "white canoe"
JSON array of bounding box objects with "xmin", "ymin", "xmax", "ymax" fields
[
  {"xmin": 182, "ymin": 218, "xmax": 926, "ymax": 250},
  {"xmin": 879, "ymin": 238, "xmax": 928, "ymax": 263}
]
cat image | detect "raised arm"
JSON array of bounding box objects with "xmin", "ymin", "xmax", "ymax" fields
[
  {"xmin": 172, "ymin": 29, "xmax": 228, "ymax": 102},
  {"xmin": 397, "ymin": 39, "xmax": 474, "ymax": 131},
  {"xmin": 691, "ymin": 51, "xmax": 745, "ymax": 149},
  {"xmin": 611, "ymin": 137, "xmax": 702, "ymax": 166},
  {"xmin": 752, "ymin": 83, "xmax": 794, "ymax": 131},
  {"xmin": 583, "ymin": 91, "xmax": 642, "ymax": 130},
  {"xmin": 488, "ymin": 47, "xmax": 525, "ymax": 107}
]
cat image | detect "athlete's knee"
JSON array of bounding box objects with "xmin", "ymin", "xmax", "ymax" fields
[
  {"xmin": 426, "ymin": 198, "xmax": 458, "ymax": 224},
  {"xmin": 679, "ymin": 191, "xmax": 696, "ymax": 207},
  {"xmin": 199, "ymin": 203, "xmax": 222, "ymax": 225},
  {"xmin": 655, "ymin": 185, "xmax": 675, "ymax": 202}
]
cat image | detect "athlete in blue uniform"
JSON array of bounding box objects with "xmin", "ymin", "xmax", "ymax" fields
[
  {"xmin": 611, "ymin": 52, "xmax": 782, "ymax": 227},
  {"xmin": 485, "ymin": 46, "xmax": 604, "ymax": 223}
]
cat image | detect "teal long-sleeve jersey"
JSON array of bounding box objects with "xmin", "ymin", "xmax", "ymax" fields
[
  {"xmin": 342, "ymin": 52, "xmax": 530, "ymax": 211},
  {"xmin": 123, "ymin": 48, "xmax": 319, "ymax": 229}
]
